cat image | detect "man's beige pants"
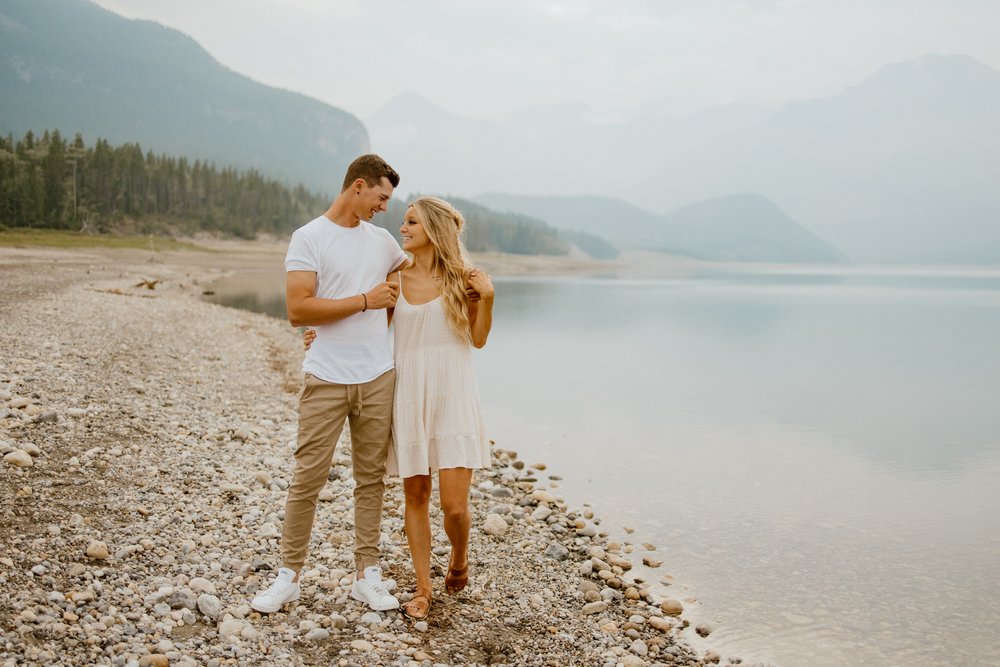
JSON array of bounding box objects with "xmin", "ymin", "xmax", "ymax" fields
[{"xmin": 280, "ymin": 369, "xmax": 395, "ymax": 573}]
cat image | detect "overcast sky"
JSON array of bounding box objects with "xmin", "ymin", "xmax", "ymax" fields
[{"xmin": 91, "ymin": 0, "xmax": 1000, "ymax": 120}]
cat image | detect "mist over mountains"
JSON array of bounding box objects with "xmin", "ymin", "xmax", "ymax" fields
[
  {"xmin": 475, "ymin": 192, "xmax": 846, "ymax": 264},
  {"xmin": 630, "ymin": 55, "xmax": 1000, "ymax": 264},
  {"xmin": 0, "ymin": 0, "xmax": 366, "ymax": 196},
  {"xmin": 3, "ymin": 0, "xmax": 996, "ymax": 264},
  {"xmin": 371, "ymin": 55, "xmax": 1000, "ymax": 264}
]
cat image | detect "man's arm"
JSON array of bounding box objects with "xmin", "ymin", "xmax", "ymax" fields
[
  {"xmin": 466, "ymin": 269, "xmax": 494, "ymax": 349},
  {"xmin": 286, "ymin": 271, "xmax": 398, "ymax": 327}
]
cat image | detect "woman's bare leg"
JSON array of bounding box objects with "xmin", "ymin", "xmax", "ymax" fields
[
  {"xmin": 439, "ymin": 467, "xmax": 473, "ymax": 587},
  {"xmin": 403, "ymin": 475, "xmax": 434, "ymax": 605}
]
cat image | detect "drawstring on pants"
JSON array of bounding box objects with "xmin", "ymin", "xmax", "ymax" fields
[{"xmin": 347, "ymin": 383, "xmax": 363, "ymax": 417}]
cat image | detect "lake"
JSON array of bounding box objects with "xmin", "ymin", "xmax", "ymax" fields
[{"xmin": 205, "ymin": 265, "xmax": 1000, "ymax": 666}]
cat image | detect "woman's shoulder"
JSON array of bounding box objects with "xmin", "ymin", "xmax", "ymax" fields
[{"xmin": 387, "ymin": 266, "xmax": 412, "ymax": 283}]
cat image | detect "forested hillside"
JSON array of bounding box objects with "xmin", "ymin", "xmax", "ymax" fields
[
  {"xmin": 0, "ymin": 130, "xmax": 327, "ymax": 238},
  {"xmin": 0, "ymin": 0, "xmax": 367, "ymax": 193},
  {"xmin": 1, "ymin": 130, "xmax": 612, "ymax": 258},
  {"xmin": 375, "ymin": 197, "xmax": 617, "ymax": 258}
]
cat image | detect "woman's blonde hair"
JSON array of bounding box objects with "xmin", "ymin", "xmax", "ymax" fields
[{"xmin": 408, "ymin": 196, "xmax": 472, "ymax": 342}]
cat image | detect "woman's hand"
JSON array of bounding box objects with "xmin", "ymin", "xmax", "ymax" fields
[
  {"xmin": 466, "ymin": 268, "xmax": 494, "ymax": 301},
  {"xmin": 303, "ymin": 328, "xmax": 316, "ymax": 350}
]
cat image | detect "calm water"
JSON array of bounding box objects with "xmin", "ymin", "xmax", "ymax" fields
[{"xmin": 206, "ymin": 267, "xmax": 1000, "ymax": 666}]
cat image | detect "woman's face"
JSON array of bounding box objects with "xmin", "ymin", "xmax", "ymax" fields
[{"xmin": 400, "ymin": 206, "xmax": 431, "ymax": 252}]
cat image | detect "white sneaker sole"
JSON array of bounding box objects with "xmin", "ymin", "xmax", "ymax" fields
[
  {"xmin": 350, "ymin": 590, "xmax": 400, "ymax": 611},
  {"xmin": 250, "ymin": 590, "xmax": 300, "ymax": 614}
]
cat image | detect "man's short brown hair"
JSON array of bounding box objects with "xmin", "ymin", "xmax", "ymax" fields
[{"xmin": 341, "ymin": 154, "xmax": 400, "ymax": 192}]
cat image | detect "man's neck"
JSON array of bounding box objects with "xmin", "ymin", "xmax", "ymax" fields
[{"xmin": 323, "ymin": 196, "xmax": 361, "ymax": 228}]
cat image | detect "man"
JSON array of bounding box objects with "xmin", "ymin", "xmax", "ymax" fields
[{"xmin": 251, "ymin": 154, "xmax": 407, "ymax": 613}]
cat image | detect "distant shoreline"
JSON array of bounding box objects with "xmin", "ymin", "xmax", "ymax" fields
[{"xmin": 0, "ymin": 230, "xmax": 708, "ymax": 279}]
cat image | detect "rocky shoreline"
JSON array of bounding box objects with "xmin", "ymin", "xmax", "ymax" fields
[{"xmin": 1, "ymin": 247, "xmax": 735, "ymax": 667}]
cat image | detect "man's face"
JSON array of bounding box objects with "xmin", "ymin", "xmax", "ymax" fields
[{"xmin": 355, "ymin": 177, "xmax": 394, "ymax": 221}]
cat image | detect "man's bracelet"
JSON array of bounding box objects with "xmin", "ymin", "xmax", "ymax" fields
[{"xmin": 361, "ymin": 293, "xmax": 368, "ymax": 312}]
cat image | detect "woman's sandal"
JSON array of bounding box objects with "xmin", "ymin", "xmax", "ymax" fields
[
  {"xmin": 445, "ymin": 563, "xmax": 469, "ymax": 594},
  {"xmin": 401, "ymin": 594, "xmax": 431, "ymax": 620}
]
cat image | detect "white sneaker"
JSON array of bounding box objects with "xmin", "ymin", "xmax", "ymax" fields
[
  {"xmin": 250, "ymin": 567, "xmax": 300, "ymax": 613},
  {"xmin": 350, "ymin": 566, "xmax": 400, "ymax": 611}
]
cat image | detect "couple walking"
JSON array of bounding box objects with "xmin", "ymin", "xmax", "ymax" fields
[{"xmin": 250, "ymin": 154, "xmax": 495, "ymax": 620}]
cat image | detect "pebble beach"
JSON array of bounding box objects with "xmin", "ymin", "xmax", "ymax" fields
[{"xmin": 1, "ymin": 245, "xmax": 736, "ymax": 667}]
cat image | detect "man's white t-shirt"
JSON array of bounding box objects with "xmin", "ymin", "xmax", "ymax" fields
[{"xmin": 285, "ymin": 215, "xmax": 408, "ymax": 385}]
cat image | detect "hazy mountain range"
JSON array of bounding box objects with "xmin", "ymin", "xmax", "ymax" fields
[
  {"xmin": 0, "ymin": 0, "xmax": 366, "ymax": 196},
  {"xmin": 475, "ymin": 193, "xmax": 846, "ymax": 264},
  {"xmin": 371, "ymin": 56, "xmax": 1000, "ymax": 264},
  {"xmin": 3, "ymin": 0, "xmax": 997, "ymax": 264}
]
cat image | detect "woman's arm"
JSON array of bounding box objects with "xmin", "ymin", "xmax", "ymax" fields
[{"xmin": 466, "ymin": 269, "xmax": 494, "ymax": 348}]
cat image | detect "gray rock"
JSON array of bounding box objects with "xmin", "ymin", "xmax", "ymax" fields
[
  {"xmin": 630, "ymin": 639, "xmax": 649, "ymax": 656},
  {"xmin": 305, "ymin": 627, "xmax": 330, "ymax": 641},
  {"xmin": 168, "ymin": 590, "xmax": 197, "ymax": 610},
  {"xmin": 218, "ymin": 616, "xmax": 247, "ymax": 639},
  {"xmin": 531, "ymin": 506, "xmax": 552, "ymax": 521},
  {"xmin": 350, "ymin": 639, "xmax": 374, "ymax": 651},
  {"xmin": 21, "ymin": 443, "xmax": 42, "ymax": 456},
  {"xmin": 189, "ymin": 577, "xmax": 216, "ymax": 594},
  {"xmin": 197, "ymin": 594, "xmax": 222, "ymax": 621},
  {"xmin": 482, "ymin": 513, "xmax": 508, "ymax": 536},
  {"xmin": 544, "ymin": 543, "xmax": 569, "ymax": 560}
]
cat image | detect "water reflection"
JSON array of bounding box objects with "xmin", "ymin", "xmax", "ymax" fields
[{"xmin": 203, "ymin": 270, "xmax": 286, "ymax": 320}]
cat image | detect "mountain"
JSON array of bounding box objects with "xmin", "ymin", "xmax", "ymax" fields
[
  {"xmin": 658, "ymin": 194, "xmax": 846, "ymax": 263},
  {"xmin": 373, "ymin": 56, "xmax": 1000, "ymax": 264},
  {"xmin": 0, "ymin": 0, "xmax": 367, "ymax": 195},
  {"xmin": 628, "ymin": 54, "xmax": 1000, "ymax": 263},
  {"xmin": 474, "ymin": 192, "xmax": 845, "ymax": 263},
  {"xmin": 367, "ymin": 195, "xmax": 615, "ymax": 258},
  {"xmin": 474, "ymin": 193, "xmax": 663, "ymax": 247},
  {"xmin": 366, "ymin": 92, "xmax": 771, "ymax": 200}
]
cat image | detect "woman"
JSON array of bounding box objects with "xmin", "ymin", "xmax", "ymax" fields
[{"xmin": 305, "ymin": 196, "xmax": 494, "ymax": 620}]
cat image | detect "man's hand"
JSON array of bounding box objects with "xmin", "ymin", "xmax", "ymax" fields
[
  {"xmin": 466, "ymin": 269, "xmax": 494, "ymax": 300},
  {"xmin": 365, "ymin": 281, "xmax": 400, "ymax": 310}
]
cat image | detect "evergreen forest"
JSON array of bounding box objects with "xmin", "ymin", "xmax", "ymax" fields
[{"xmin": 0, "ymin": 130, "xmax": 616, "ymax": 257}]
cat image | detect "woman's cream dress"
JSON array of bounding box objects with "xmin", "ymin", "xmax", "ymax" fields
[{"xmin": 386, "ymin": 278, "xmax": 491, "ymax": 478}]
